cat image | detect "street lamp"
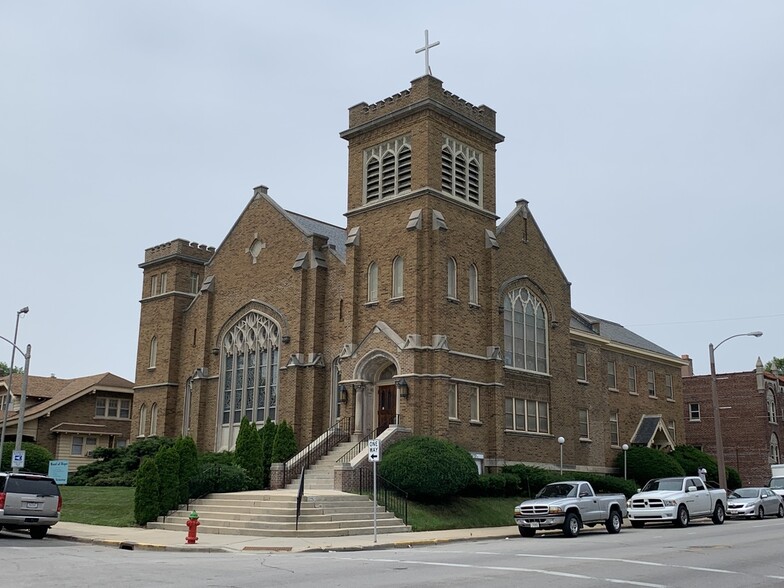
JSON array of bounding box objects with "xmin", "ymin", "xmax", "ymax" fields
[
  {"xmin": 710, "ymin": 331, "xmax": 763, "ymax": 490},
  {"xmin": 622, "ymin": 444, "xmax": 629, "ymax": 480},
  {"xmin": 558, "ymin": 436, "xmax": 565, "ymax": 475},
  {"xmin": 0, "ymin": 306, "xmax": 29, "ymax": 469}
]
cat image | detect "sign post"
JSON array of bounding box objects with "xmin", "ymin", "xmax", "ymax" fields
[
  {"xmin": 11, "ymin": 449, "xmax": 25, "ymax": 471},
  {"xmin": 368, "ymin": 439, "xmax": 381, "ymax": 543}
]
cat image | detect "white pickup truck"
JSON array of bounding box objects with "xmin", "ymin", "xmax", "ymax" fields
[
  {"xmin": 627, "ymin": 476, "xmax": 726, "ymax": 528},
  {"xmin": 513, "ymin": 481, "xmax": 627, "ymax": 538}
]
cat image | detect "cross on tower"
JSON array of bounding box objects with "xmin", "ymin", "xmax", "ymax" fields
[{"xmin": 415, "ymin": 29, "xmax": 440, "ymax": 76}]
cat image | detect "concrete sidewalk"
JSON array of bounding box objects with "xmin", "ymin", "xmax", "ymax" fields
[{"xmin": 47, "ymin": 521, "xmax": 519, "ymax": 553}]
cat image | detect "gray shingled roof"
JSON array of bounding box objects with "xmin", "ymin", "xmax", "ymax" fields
[
  {"xmin": 631, "ymin": 415, "xmax": 662, "ymax": 444},
  {"xmin": 571, "ymin": 312, "xmax": 677, "ymax": 358},
  {"xmin": 286, "ymin": 211, "xmax": 347, "ymax": 263}
]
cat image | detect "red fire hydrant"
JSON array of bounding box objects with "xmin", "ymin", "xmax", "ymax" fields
[{"xmin": 185, "ymin": 510, "xmax": 200, "ymax": 544}]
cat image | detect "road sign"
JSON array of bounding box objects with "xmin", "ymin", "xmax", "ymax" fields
[
  {"xmin": 368, "ymin": 439, "xmax": 381, "ymax": 462},
  {"xmin": 12, "ymin": 450, "xmax": 25, "ymax": 469}
]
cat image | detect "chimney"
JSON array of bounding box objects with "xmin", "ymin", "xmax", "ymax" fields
[{"xmin": 680, "ymin": 354, "xmax": 693, "ymax": 377}]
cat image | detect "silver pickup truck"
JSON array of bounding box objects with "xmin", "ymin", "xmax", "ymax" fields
[{"xmin": 513, "ymin": 481, "xmax": 628, "ymax": 538}]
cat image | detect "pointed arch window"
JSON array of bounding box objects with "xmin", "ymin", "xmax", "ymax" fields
[
  {"xmin": 150, "ymin": 403, "xmax": 159, "ymax": 436},
  {"xmin": 447, "ymin": 257, "xmax": 457, "ymax": 299},
  {"xmin": 363, "ymin": 136, "xmax": 412, "ymax": 203},
  {"xmin": 221, "ymin": 312, "xmax": 280, "ymax": 428},
  {"xmin": 392, "ymin": 256, "xmax": 404, "ymax": 298},
  {"xmin": 138, "ymin": 403, "xmax": 147, "ymax": 437},
  {"xmin": 441, "ymin": 136, "xmax": 483, "ymax": 206},
  {"xmin": 503, "ymin": 287, "xmax": 548, "ymax": 373},
  {"xmin": 768, "ymin": 390, "xmax": 777, "ymax": 423},
  {"xmin": 468, "ymin": 263, "xmax": 478, "ymax": 305},
  {"xmin": 367, "ymin": 262, "xmax": 379, "ymax": 303},
  {"xmin": 149, "ymin": 337, "xmax": 158, "ymax": 369},
  {"xmin": 771, "ymin": 433, "xmax": 781, "ymax": 463}
]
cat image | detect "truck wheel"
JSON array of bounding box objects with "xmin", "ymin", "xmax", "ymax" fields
[
  {"xmin": 712, "ymin": 502, "xmax": 725, "ymax": 525},
  {"xmin": 757, "ymin": 506, "xmax": 765, "ymax": 520},
  {"xmin": 777, "ymin": 504, "xmax": 784, "ymax": 518},
  {"xmin": 562, "ymin": 512, "xmax": 580, "ymax": 538},
  {"xmin": 29, "ymin": 527, "xmax": 48, "ymax": 540},
  {"xmin": 674, "ymin": 505, "xmax": 689, "ymax": 527},
  {"xmin": 518, "ymin": 527, "xmax": 536, "ymax": 537},
  {"xmin": 605, "ymin": 509, "xmax": 622, "ymax": 534},
  {"xmin": 630, "ymin": 520, "xmax": 645, "ymax": 529}
]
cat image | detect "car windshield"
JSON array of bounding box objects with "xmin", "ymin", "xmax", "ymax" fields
[
  {"xmin": 536, "ymin": 483, "xmax": 577, "ymax": 498},
  {"xmin": 641, "ymin": 478, "xmax": 682, "ymax": 492},
  {"xmin": 730, "ymin": 488, "xmax": 760, "ymax": 499}
]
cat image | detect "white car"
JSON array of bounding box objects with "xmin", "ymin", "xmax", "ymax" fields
[{"xmin": 727, "ymin": 487, "xmax": 784, "ymax": 519}]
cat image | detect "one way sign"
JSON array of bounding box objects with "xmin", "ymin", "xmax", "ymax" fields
[{"xmin": 368, "ymin": 439, "xmax": 381, "ymax": 462}]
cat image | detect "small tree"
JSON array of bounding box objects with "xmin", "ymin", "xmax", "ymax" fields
[
  {"xmin": 271, "ymin": 420, "xmax": 297, "ymax": 464},
  {"xmin": 175, "ymin": 436, "xmax": 199, "ymax": 503},
  {"xmin": 155, "ymin": 446, "xmax": 181, "ymax": 515},
  {"xmin": 235, "ymin": 417, "xmax": 265, "ymax": 489},
  {"xmin": 134, "ymin": 457, "xmax": 161, "ymax": 525}
]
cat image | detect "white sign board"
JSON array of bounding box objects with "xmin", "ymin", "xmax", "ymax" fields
[
  {"xmin": 11, "ymin": 450, "xmax": 25, "ymax": 469},
  {"xmin": 368, "ymin": 439, "xmax": 381, "ymax": 462}
]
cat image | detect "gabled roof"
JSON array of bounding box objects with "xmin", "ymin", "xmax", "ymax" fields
[
  {"xmin": 630, "ymin": 415, "xmax": 676, "ymax": 450},
  {"xmin": 1, "ymin": 372, "xmax": 134, "ymax": 423},
  {"xmin": 571, "ymin": 311, "xmax": 679, "ymax": 359},
  {"xmin": 286, "ymin": 211, "xmax": 347, "ymax": 262},
  {"xmin": 0, "ymin": 374, "xmax": 70, "ymax": 399}
]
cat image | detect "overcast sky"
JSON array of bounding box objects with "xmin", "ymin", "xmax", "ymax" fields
[{"xmin": 2, "ymin": 1, "xmax": 782, "ymax": 382}]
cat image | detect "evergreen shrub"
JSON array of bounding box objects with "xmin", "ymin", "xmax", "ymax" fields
[
  {"xmin": 616, "ymin": 446, "xmax": 684, "ymax": 486},
  {"xmin": 134, "ymin": 457, "xmax": 161, "ymax": 525},
  {"xmin": 271, "ymin": 420, "xmax": 297, "ymax": 464}
]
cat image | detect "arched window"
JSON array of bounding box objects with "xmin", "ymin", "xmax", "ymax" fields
[
  {"xmin": 771, "ymin": 433, "xmax": 781, "ymax": 464},
  {"xmin": 363, "ymin": 136, "xmax": 411, "ymax": 202},
  {"xmin": 138, "ymin": 403, "xmax": 147, "ymax": 437},
  {"xmin": 367, "ymin": 262, "xmax": 379, "ymax": 303},
  {"xmin": 447, "ymin": 257, "xmax": 457, "ymax": 299},
  {"xmin": 150, "ymin": 403, "xmax": 158, "ymax": 436},
  {"xmin": 149, "ymin": 336, "xmax": 158, "ymax": 368},
  {"xmin": 221, "ymin": 312, "xmax": 280, "ymax": 442},
  {"xmin": 392, "ymin": 256, "xmax": 404, "ymax": 298},
  {"xmin": 441, "ymin": 136, "xmax": 483, "ymax": 206},
  {"xmin": 503, "ymin": 287, "xmax": 548, "ymax": 373},
  {"xmin": 768, "ymin": 391, "xmax": 777, "ymax": 423},
  {"xmin": 468, "ymin": 263, "xmax": 478, "ymax": 305}
]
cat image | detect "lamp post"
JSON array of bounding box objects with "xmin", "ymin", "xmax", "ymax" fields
[
  {"xmin": 622, "ymin": 444, "xmax": 629, "ymax": 480},
  {"xmin": 709, "ymin": 331, "xmax": 763, "ymax": 490},
  {"xmin": 0, "ymin": 306, "xmax": 29, "ymax": 469},
  {"xmin": 558, "ymin": 436, "xmax": 565, "ymax": 475}
]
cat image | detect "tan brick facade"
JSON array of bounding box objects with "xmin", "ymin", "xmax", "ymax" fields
[{"xmin": 134, "ymin": 75, "xmax": 685, "ymax": 474}]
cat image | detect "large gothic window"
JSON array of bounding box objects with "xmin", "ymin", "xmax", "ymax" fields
[
  {"xmin": 503, "ymin": 287, "xmax": 548, "ymax": 373},
  {"xmin": 221, "ymin": 312, "xmax": 280, "ymax": 429},
  {"xmin": 364, "ymin": 136, "xmax": 411, "ymax": 203}
]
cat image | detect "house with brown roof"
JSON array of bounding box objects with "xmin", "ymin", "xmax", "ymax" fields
[{"xmin": 0, "ymin": 372, "xmax": 134, "ymax": 471}]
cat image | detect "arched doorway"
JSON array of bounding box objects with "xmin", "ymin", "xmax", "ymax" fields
[
  {"xmin": 352, "ymin": 352, "xmax": 400, "ymax": 436},
  {"xmin": 376, "ymin": 364, "xmax": 397, "ymax": 431}
]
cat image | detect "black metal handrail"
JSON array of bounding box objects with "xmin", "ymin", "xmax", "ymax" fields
[
  {"xmin": 336, "ymin": 425, "xmax": 385, "ymax": 464},
  {"xmin": 281, "ymin": 415, "xmax": 352, "ymax": 486},
  {"xmin": 357, "ymin": 467, "xmax": 408, "ymax": 525}
]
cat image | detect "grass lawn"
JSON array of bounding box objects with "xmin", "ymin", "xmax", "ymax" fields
[{"xmin": 60, "ymin": 486, "xmax": 136, "ymax": 527}]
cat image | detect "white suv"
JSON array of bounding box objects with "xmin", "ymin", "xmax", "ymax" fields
[{"xmin": 0, "ymin": 472, "xmax": 61, "ymax": 539}]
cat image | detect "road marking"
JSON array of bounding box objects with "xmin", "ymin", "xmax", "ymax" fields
[{"xmin": 513, "ymin": 553, "xmax": 739, "ymax": 575}]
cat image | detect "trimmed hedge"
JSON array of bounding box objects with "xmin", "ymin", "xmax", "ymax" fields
[
  {"xmin": 500, "ymin": 464, "xmax": 638, "ymax": 498},
  {"xmin": 134, "ymin": 457, "xmax": 161, "ymax": 525},
  {"xmin": 671, "ymin": 445, "xmax": 742, "ymax": 489},
  {"xmin": 615, "ymin": 446, "xmax": 684, "ymax": 486},
  {"xmin": 0, "ymin": 442, "xmax": 53, "ymax": 474}
]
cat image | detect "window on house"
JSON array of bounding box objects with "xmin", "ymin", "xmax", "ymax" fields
[
  {"xmin": 468, "ymin": 264, "xmax": 478, "ymax": 305},
  {"xmin": 447, "ymin": 257, "xmax": 457, "ymax": 299},
  {"xmin": 85, "ymin": 437, "xmax": 97, "ymax": 457},
  {"xmin": 469, "ymin": 386, "xmax": 480, "ymax": 422},
  {"xmin": 579, "ymin": 409, "xmax": 590, "ymax": 439},
  {"xmin": 689, "ymin": 403, "xmax": 700, "ymax": 421},
  {"xmin": 96, "ymin": 397, "xmax": 131, "ymax": 419},
  {"xmin": 448, "ymin": 384, "xmax": 458, "ymax": 420},
  {"xmin": 504, "ymin": 397, "xmax": 549, "ymax": 434},
  {"xmin": 391, "ymin": 256, "xmax": 404, "ymax": 298},
  {"xmin": 149, "ymin": 336, "xmax": 158, "ymax": 369},
  {"xmin": 503, "ymin": 287, "xmax": 548, "ymax": 373},
  {"xmin": 190, "ymin": 272, "xmax": 200, "ymax": 293},
  {"xmin": 222, "ymin": 311, "xmax": 280, "ymax": 427},
  {"xmin": 150, "ymin": 403, "xmax": 158, "ymax": 436},
  {"xmin": 364, "ymin": 136, "xmax": 412, "ymax": 202},
  {"xmin": 628, "ymin": 366, "xmax": 637, "ymax": 394},
  {"xmin": 607, "ymin": 361, "xmax": 617, "ymax": 389},
  {"xmin": 665, "ymin": 374, "xmax": 674, "ymax": 400},
  {"xmin": 610, "ymin": 410, "xmax": 619, "ymax": 446},
  {"xmin": 441, "ymin": 136, "xmax": 482, "ymax": 205},
  {"xmin": 71, "ymin": 437, "xmax": 83, "ymax": 456},
  {"xmin": 647, "ymin": 370, "xmax": 656, "ymax": 396},
  {"xmin": 160, "ymin": 272, "xmax": 168, "ymax": 294},
  {"xmin": 576, "ymin": 352, "xmax": 587, "ymax": 382},
  {"xmin": 768, "ymin": 391, "xmax": 777, "ymax": 423},
  {"xmin": 138, "ymin": 403, "xmax": 147, "ymax": 436},
  {"xmin": 668, "ymin": 420, "xmax": 676, "ymax": 443},
  {"xmin": 771, "ymin": 433, "xmax": 780, "ymax": 463},
  {"xmin": 367, "ymin": 262, "xmax": 378, "ymax": 303}
]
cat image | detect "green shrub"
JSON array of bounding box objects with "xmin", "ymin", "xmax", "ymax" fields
[
  {"xmin": 618, "ymin": 446, "xmax": 684, "ymax": 486},
  {"xmin": 259, "ymin": 420, "xmax": 277, "ymax": 487},
  {"xmin": 70, "ymin": 437, "xmax": 176, "ymax": 486},
  {"xmin": 271, "ymin": 420, "xmax": 297, "ymax": 464},
  {"xmin": 581, "ymin": 473, "xmax": 638, "ymax": 498},
  {"xmin": 0, "ymin": 442, "xmax": 53, "ymax": 474},
  {"xmin": 378, "ymin": 436, "xmax": 478, "ymax": 502},
  {"xmin": 235, "ymin": 417, "xmax": 265, "ymax": 489},
  {"xmin": 175, "ymin": 436, "xmax": 199, "ymax": 504},
  {"xmin": 134, "ymin": 457, "xmax": 161, "ymax": 525},
  {"xmin": 501, "ymin": 464, "xmax": 559, "ymax": 497},
  {"xmin": 155, "ymin": 446, "xmax": 181, "ymax": 515},
  {"xmin": 189, "ymin": 462, "xmax": 251, "ymax": 497},
  {"xmin": 670, "ymin": 445, "xmax": 742, "ymax": 489},
  {"xmin": 462, "ymin": 473, "xmax": 520, "ymax": 497}
]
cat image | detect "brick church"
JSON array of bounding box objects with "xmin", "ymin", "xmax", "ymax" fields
[{"xmin": 132, "ymin": 72, "xmax": 685, "ymax": 475}]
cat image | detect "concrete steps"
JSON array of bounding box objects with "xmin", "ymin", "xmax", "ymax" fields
[{"xmin": 284, "ymin": 441, "xmax": 356, "ymax": 491}]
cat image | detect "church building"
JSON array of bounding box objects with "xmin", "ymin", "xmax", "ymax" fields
[{"xmin": 132, "ymin": 72, "xmax": 685, "ymax": 477}]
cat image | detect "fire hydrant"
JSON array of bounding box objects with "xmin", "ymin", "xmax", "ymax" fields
[{"xmin": 185, "ymin": 510, "xmax": 200, "ymax": 544}]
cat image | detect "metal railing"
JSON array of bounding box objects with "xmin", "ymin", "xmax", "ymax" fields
[
  {"xmin": 281, "ymin": 415, "xmax": 352, "ymax": 486},
  {"xmin": 336, "ymin": 425, "xmax": 385, "ymax": 464},
  {"xmin": 358, "ymin": 467, "xmax": 408, "ymax": 525}
]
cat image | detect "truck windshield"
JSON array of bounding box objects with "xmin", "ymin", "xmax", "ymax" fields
[
  {"xmin": 641, "ymin": 479, "xmax": 683, "ymax": 492},
  {"xmin": 769, "ymin": 478, "xmax": 784, "ymax": 489},
  {"xmin": 536, "ymin": 483, "xmax": 577, "ymax": 498}
]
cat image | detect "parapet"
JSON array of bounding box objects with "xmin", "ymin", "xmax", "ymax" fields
[{"xmin": 143, "ymin": 238, "xmax": 215, "ymax": 265}]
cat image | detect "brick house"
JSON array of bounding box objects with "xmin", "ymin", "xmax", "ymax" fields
[
  {"xmin": 682, "ymin": 357, "xmax": 784, "ymax": 486},
  {"xmin": 0, "ymin": 373, "xmax": 134, "ymax": 471},
  {"xmin": 133, "ymin": 74, "xmax": 685, "ymax": 478}
]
